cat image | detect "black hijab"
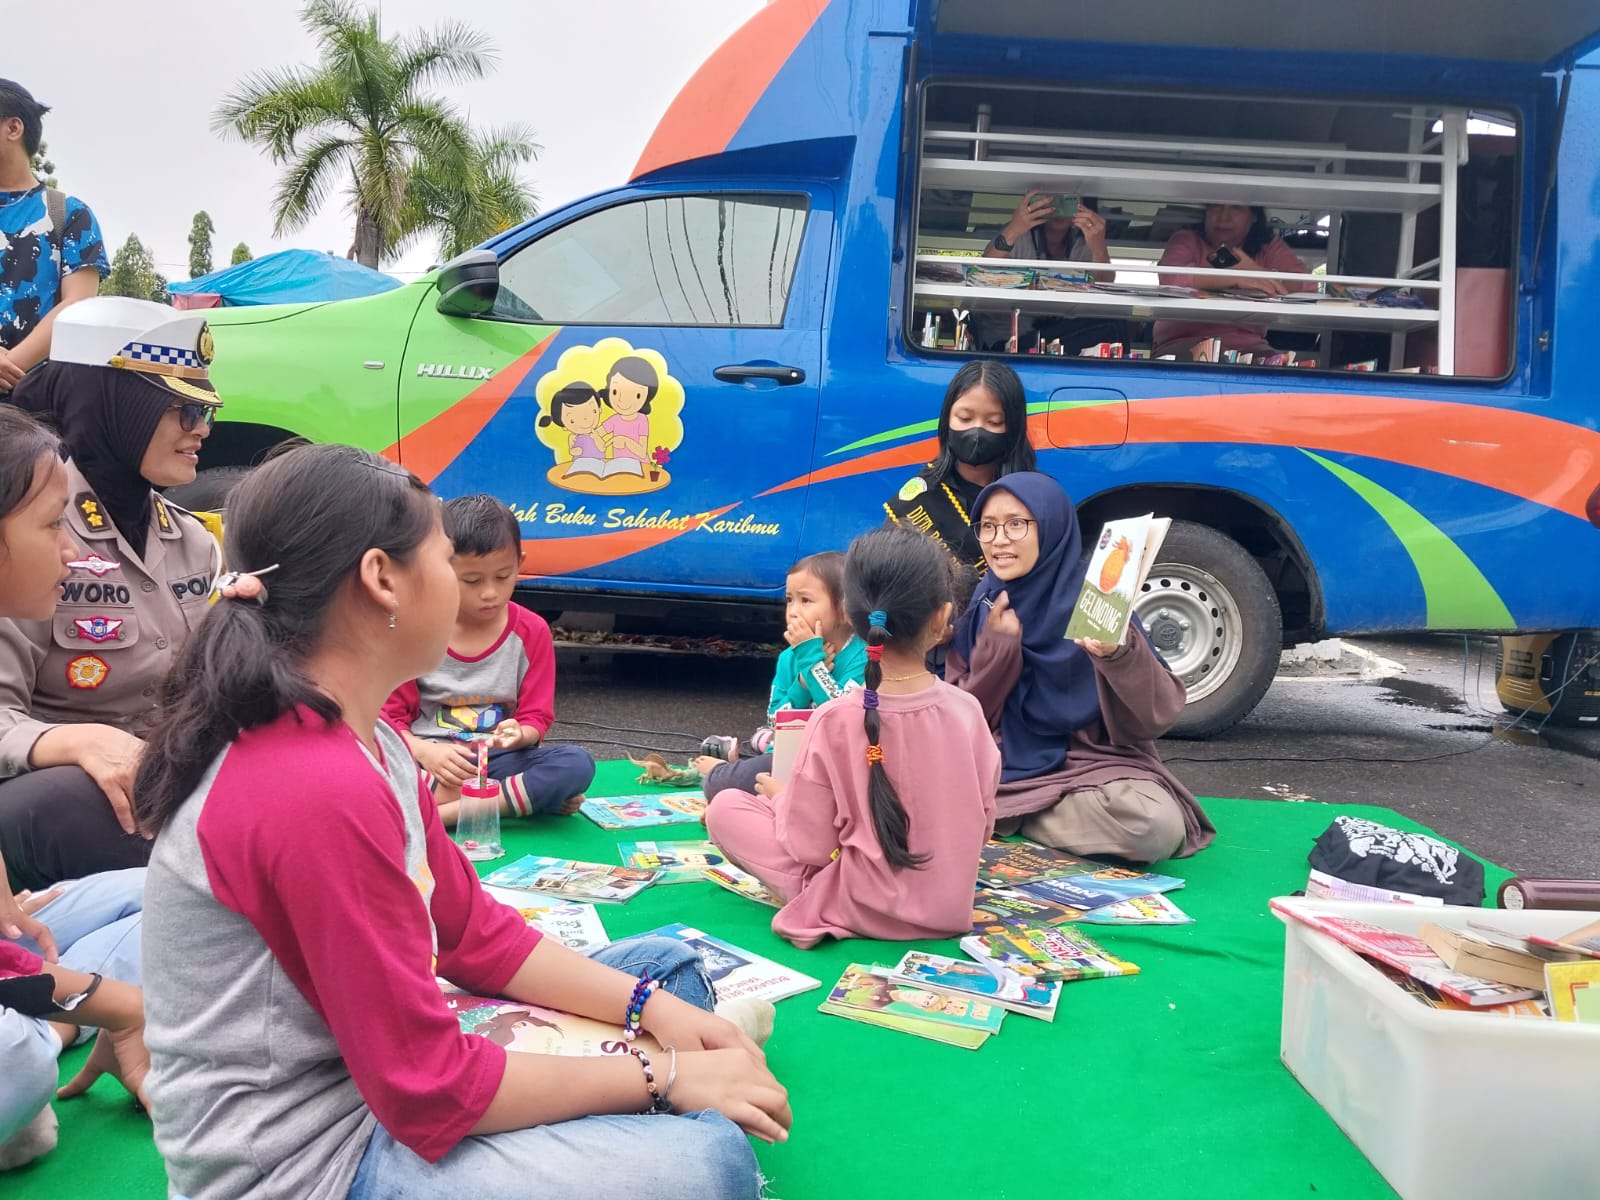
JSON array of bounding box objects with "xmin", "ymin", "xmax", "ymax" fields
[{"xmin": 13, "ymin": 361, "xmax": 169, "ymax": 559}]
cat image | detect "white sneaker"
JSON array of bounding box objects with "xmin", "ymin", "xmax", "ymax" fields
[{"xmin": 715, "ymin": 997, "xmax": 776, "ymax": 1047}]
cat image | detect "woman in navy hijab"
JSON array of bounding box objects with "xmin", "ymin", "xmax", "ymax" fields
[{"xmin": 948, "ymin": 472, "xmax": 1213, "ymax": 863}]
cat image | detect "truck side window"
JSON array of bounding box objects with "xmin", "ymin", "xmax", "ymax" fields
[{"xmin": 493, "ymin": 193, "xmax": 809, "ymax": 327}]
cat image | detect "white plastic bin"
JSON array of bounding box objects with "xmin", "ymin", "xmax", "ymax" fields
[{"xmin": 1274, "ymin": 897, "xmax": 1600, "ymax": 1200}]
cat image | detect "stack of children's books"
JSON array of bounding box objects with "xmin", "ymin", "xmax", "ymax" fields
[
  {"xmin": 1273, "ymin": 903, "xmax": 1600, "ymax": 1022},
  {"xmin": 973, "ymin": 838, "xmax": 1193, "ymax": 927},
  {"xmin": 482, "ymin": 854, "xmax": 659, "ymax": 904},
  {"xmin": 819, "ymin": 964, "xmax": 1008, "ymax": 1049}
]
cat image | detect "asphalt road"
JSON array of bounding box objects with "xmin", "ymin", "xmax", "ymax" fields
[{"xmin": 546, "ymin": 632, "xmax": 1600, "ymax": 881}]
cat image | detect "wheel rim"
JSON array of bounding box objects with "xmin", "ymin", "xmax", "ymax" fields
[{"xmin": 1134, "ymin": 562, "xmax": 1245, "ymax": 705}]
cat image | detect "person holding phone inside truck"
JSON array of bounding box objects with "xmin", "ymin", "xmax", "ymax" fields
[
  {"xmin": 1152, "ymin": 203, "xmax": 1313, "ymax": 358},
  {"xmin": 982, "ymin": 190, "xmax": 1117, "ymax": 353}
]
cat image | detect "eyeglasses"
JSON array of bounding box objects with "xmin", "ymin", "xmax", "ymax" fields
[
  {"xmin": 170, "ymin": 402, "xmax": 217, "ymax": 433},
  {"xmin": 976, "ymin": 517, "xmax": 1036, "ymax": 543}
]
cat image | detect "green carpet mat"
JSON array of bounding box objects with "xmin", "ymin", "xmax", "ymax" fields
[{"xmin": 8, "ymin": 762, "xmax": 1510, "ymax": 1199}]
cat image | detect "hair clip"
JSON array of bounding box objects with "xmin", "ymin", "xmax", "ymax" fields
[{"xmin": 210, "ymin": 563, "xmax": 281, "ymax": 605}]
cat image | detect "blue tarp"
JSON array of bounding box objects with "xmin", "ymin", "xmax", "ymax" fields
[{"xmin": 167, "ymin": 249, "xmax": 402, "ymax": 305}]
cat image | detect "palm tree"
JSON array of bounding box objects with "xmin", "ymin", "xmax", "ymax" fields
[
  {"xmin": 395, "ymin": 124, "xmax": 541, "ymax": 261},
  {"xmin": 214, "ymin": 0, "xmax": 515, "ymax": 268}
]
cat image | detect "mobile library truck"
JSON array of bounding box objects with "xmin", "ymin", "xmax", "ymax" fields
[{"xmin": 190, "ymin": 0, "xmax": 1600, "ymax": 735}]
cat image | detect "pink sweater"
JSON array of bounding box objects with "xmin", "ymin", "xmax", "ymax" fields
[
  {"xmin": 1153, "ymin": 229, "xmax": 1312, "ymax": 352},
  {"xmin": 771, "ymin": 681, "xmax": 1000, "ymax": 948}
]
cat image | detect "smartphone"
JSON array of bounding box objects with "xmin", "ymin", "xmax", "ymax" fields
[
  {"xmin": 1208, "ymin": 244, "xmax": 1240, "ymax": 269},
  {"xmin": 1051, "ymin": 193, "xmax": 1080, "ymax": 217}
]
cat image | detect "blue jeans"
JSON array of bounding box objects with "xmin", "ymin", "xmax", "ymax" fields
[
  {"xmin": 1, "ymin": 868, "xmax": 145, "ymax": 1145},
  {"xmin": 347, "ymin": 936, "xmax": 761, "ymax": 1200},
  {"xmin": 487, "ymin": 744, "xmax": 596, "ymax": 816}
]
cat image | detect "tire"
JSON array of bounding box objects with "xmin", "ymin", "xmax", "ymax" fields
[
  {"xmin": 1133, "ymin": 520, "xmax": 1281, "ymax": 739},
  {"xmin": 163, "ymin": 465, "xmax": 254, "ymax": 512}
]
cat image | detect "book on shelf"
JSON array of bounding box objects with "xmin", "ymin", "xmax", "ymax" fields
[
  {"xmin": 481, "ymin": 854, "xmax": 658, "ymax": 904},
  {"xmin": 1545, "ymin": 960, "xmax": 1600, "ymax": 1024},
  {"xmin": 1419, "ymin": 923, "xmax": 1550, "ymax": 992},
  {"xmin": 703, "ymin": 863, "xmax": 783, "ymax": 908},
  {"xmin": 481, "ymin": 885, "xmax": 610, "ymax": 952},
  {"xmin": 1063, "ymin": 514, "xmax": 1172, "ymax": 645},
  {"xmin": 962, "ymin": 923, "xmax": 1140, "ymax": 984},
  {"xmin": 635, "ymin": 923, "xmax": 820, "ymax": 1004},
  {"xmin": 819, "ymin": 964, "xmax": 1004, "ymax": 1049},
  {"xmin": 885, "ymin": 950, "xmax": 1060, "ymax": 1021},
  {"xmin": 618, "ymin": 840, "xmax": 728, "ymax": 884},
  {"xmin": 578, "ymin": 793, "xmax": 706, "ymax": 830},
  {"xmin": 1269, "ymin": 902, "xmax": 1540, "ymax": 1007},
  {"xmin": 446, "ymin": 989, "xmax": 657, "ymax": 1055}
]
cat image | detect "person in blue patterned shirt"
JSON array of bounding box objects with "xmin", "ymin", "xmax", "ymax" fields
[{"xmin": 0, "ymin": 81, "xmax": 107, "ymax": 393}]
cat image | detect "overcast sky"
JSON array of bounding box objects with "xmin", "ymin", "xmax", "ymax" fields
[{"xmin": 23, "ymin": 0, "xmax": 764, "ymax": 280}]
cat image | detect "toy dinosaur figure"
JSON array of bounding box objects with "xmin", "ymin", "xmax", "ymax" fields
[{"xmin": 628, "ymin": 753, "xmax": 703, "ymax": 788}]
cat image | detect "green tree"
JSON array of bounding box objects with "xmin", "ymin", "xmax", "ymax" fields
[
  {"xmin": 30, "ymin": 141, "xmax": 57, "ymax": 188},
  {"xmin": 188, "ymin": 211, "xmax": 215, "ymax": 279},
  {"xmin": 230, "ymin": 242, "xmax": 254, "ymax": 265},
  {"xmin": 396, "ymin": 124, "xmax": 539, "ymax": 260},
  {"xmin": 104, "ymin": 234, "xmax": 169, "ymax": 304},
  {"xmin": 213, "ymin": 0, "xmax": 517, "ymax": 268}
]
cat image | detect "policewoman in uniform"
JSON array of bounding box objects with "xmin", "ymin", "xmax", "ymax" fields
[{"xmin": 0, "ymin": 296, "xmax": 221, "ymax": 890}]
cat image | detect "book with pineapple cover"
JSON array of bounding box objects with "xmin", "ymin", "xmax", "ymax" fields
[
  {"xmin": 885, "ymin": 951, "xmax": 1060, "ymax": 1021},
  {"xmin": 1063, "ymin": 514, "xmax": 1171, "ymax": 644},
  {"xmin": 635, "ymin": 924, "xmax": 820, "ymax": 1004},
  {"xmin": 578, "ymin": 793, "xmax": 707, "ymax": 830},
  {"xmin": 818, "ymin": 964, "xmax": 1003, "ymax": 1048},
  {"xmin": 618, "ymin": 840, "xmax": 728, "ymax": 883},
  {"xmin": 481, "ymin": 854, "xmax": 658, "ymax": 904}
]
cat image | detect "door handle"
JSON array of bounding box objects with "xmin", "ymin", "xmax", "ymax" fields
[{"xmin": 713, "ymin": 363, "xmax": 806, "ymax": 385}]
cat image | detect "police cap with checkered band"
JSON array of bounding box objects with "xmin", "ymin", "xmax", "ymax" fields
[{"xmin": 49, "ymin": 296, "xmax": 221, "ymax": 406}]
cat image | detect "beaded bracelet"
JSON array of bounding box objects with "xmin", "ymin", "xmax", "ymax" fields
[
  {"xmin": 628, "ymin": 1045, "xmax": 674, "ymax": 1114},
  {"xmin": 623, "ymin": 974, "xmax": 658, "ymax": 1042}
]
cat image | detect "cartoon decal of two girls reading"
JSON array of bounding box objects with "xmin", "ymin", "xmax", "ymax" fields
[{"xmin": 532, "ymin": 338, "xmax": 686, "ymax": 497}]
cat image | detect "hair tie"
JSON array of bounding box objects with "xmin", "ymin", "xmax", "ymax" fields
[
  {"xmin": 866, "ymin": 643, "xmax": 884, "ymax": 663},
  {"xmin": 210, "ymin": 563, "xmax": 281, "ymax": 605},
  {"xmin": 865, "ymin": 744, "xmax": 884, "ymax": 766},
  {"xmin": 861, "ymin": 689, "xmax": 880, "ymax": 710},
  {"xmin": 868, "ymin": 609, "xmax": 890, "ymax": 633}
]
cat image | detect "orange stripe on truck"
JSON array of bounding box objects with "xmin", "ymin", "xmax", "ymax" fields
[
  {"xmin": 631, "ymin": 0, "xmax": 831, "ymax": 181},
  {"xmin": 386, "ymin": 334, "xmax": 557, "ymax": 484}
]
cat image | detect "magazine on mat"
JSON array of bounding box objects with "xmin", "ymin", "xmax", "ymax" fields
[
  {"xmin": 482, "ymin": 854, "xmax": 659, "ymax": 904},
  {"xmin": 579, "ymin": 793, "xmax": 707, "ymax": 830},
  {"xmin": 1077, "ymin": 893, "xmax": 1194, "ymax": 925},
  {"xmin": 1011, "ymin": 865, "xmax": 1185, "ymax": 914},
  {"xmin": 445, "ymin": 990, "xmax": 660, "ymax": 1055},
  {"xmin": 1269, "ymin": 901, "xmax": 1540, "ymax": 1007},
  {"xmin": 482, "ymin": 885, "xmax": 611, "ymax": 951},
  {"xmin": 703, "ymin": 863, "xmax": 783, "ymax": 908},
  {"xmin": 818, "ymin": 964, "xmax": 1003, "ymax": 1048},
  {"xmin": 635, "ymin": 924, "xmax": 820, "ymax": 1003},
  {"xmin": 1063, "ymin": 513, "xmax": 1171, "ymax": 644},
  {"xmin": 883, "ymin": 951, "xmax": 1060, "ymax": 1021},
  {"xmin": 618, "ymin": 840, "xmax": 729, "ymax": 883},
  {"xmin": 962, "ymin": 923, "xmax": 1140, "ymax": 984}
]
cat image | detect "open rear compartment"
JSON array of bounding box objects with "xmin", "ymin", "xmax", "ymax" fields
[{"xmin": 910, "ymin": 80, "xmax": 1521, "ymax": 379}]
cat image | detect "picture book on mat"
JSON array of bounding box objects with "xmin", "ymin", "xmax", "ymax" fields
[
  {"xmin": 703, "ymin": 864, "xmax": 783, "ymax": 908},
  {"xmin": 579, "ymin": 793, "xmax": 707, "ymax": 830},
  {"xmin": 963, "ymin": 923, "xmax": 1140, "ymax": 983},
  {"xmin": 1012, "ymin": 865, "xmax": 1184, "ymax": 914},
  {"xmin": 972, "ymin": 887, "xmax": 1087, "ymax": 929},
  {"xmin": 482, "ymin": 854, "xmax": 658, "ymax": 904},
  {"xmin": 819, "ymin": 964, "xmax": 1003, "ymax": 1049},
  {"xmin": 886, "ymin": 951, "xmax": 1060, "ymax": 1020},
  {"xmin": 481, "ymin": 885, "xmax": 611, "ymax": 951},
  {"xmin": 619, "ymin": 840, "xmax": 728, "ymax": 883},
  {"xmin": 1077, "ymin": 892, "xmax": 1193, "ymax": 925},
  {"xmin": 636, "ymin": 923, "xmax": 820, "ymax": 1003}
]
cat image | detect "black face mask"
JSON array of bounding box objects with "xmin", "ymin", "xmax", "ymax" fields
[{"xmin": 948, "ymin": 427, "xmax": 1008, "ymax": 466}]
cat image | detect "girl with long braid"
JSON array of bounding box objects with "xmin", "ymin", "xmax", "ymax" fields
[{"xmin": 706, "ymin": 527, "xmax": 1001, "ymax": 949}]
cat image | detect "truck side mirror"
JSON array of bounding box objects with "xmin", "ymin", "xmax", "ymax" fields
[{"xmin": 434, "ymin": 249, "xmax": 500, "ymax": 317}]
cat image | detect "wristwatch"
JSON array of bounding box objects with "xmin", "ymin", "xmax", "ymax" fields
[{"xmin": 992, "ymin": 231, "xmax": 1014, "ymax": 252}]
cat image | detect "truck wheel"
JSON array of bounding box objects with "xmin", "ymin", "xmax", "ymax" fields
[
  {"xmin": 164, "ymin": 466, "xmax": 254, "ymax": 512},
  {"xmin": 1133, "ymin": 520, "xmax": 1281, "ymax": 740}
]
